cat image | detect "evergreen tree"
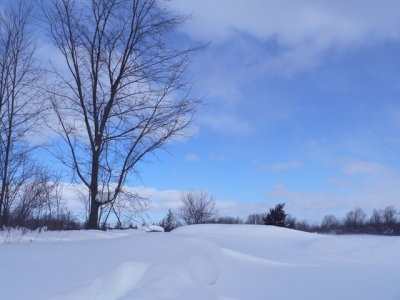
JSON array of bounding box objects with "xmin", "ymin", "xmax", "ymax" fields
[
  {"xmin": 264, "ymin": 203, "xmax": 287, "ymax": 227},
  {"xmin": 159, "ymin": 209, "xmax": 180, "ymax": 232}
]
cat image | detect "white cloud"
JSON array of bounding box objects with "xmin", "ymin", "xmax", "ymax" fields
[
  {"xmin": 252, "ymin": 160, "xmax": 302, "ymax": 172},
  {"xmin": 268, "ymin": 161, "xmax": 302, "ymax": 172},
  {"xmin": 264, "ymin": 179, "xmax": 400, "ymax": 222},
  {"xmin": 265, "ymin": 183, "xmax": 341, "ymax": 217},
  {"xmin": 209, "ymin": 153, "xmax": 228, "ymax": 162},
  {"xmin": 132, "ymin": 187, "xmax": 273, "ymax": 220},
  {"xmin": 60, "ymin": 183, "xmax": 273, "ymax": 221},
  {"xmin": 338, "ymin": 159, "xmax": 393, "ymax": 177},
  {"xmin": 59, "ymin": 173, "xmax": 400, "ymax": 225},
  {"xmin": 199, "ymin": 113, "xmax": 252, "ymax": 136},
  {"xmin": 127, "ymin": 186, "xmax": 183, "ymax": 213},
  {"xmin": 36, "ymin": 43, "xmax": 68, "ymax": 71},
  {"xmin": 58, "ymin": 183, "xmax": 183, "ymax": 218},
  {"xmin": 185, "ymin": 153, "xmax": 199, "ymax": 162},
  {"xmin": 215, "ymin": 200, "xmax": 273, "ymax": 219},
  {"xmin": 58, "ymin": 183, "xmax": 88, "ymax": 217},
  {"xmin": 124, "ymin": 187, "xmax": 267, "ymax": 221},
  {"xmin": 170, "ymin": 0, "xmax": 400, "ymax": 76},
  {"xmin": 171, "ymin": 0, "xmax": 400, "ymax": 46},
  {"xmin": 170, "ymin": 124, "xmax": 201, "ymax": 143},
  {"xmin": 327, "ymin": 177, "xmax": 349, "ymax": 187}
]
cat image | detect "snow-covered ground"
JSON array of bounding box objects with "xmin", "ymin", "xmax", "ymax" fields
[{"xmin": 1, "ymin": 224, "xmax": 400, "ymax": 300}]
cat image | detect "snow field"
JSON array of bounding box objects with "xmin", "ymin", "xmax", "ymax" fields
[{"xmin": 1, "ymin": 224, "xmax": 400, "ymax": 299}]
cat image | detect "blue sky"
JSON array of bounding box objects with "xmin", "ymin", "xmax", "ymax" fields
[
  {"xmin": 9, "ymin": 0, "xmax": 400, "ymax": 222},
  {"xmin": 122, "ymin": 0, "xmax": 400, "ymax": 222}
]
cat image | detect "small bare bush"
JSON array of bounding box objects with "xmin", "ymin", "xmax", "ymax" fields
[{"xmin": 178, "ymin": 191, "xmax": 217, "ymax": 225}]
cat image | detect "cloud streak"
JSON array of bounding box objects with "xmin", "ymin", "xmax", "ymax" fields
[
  {"xmin": 268, "ymin": 161, "xmax": 303, "ymax": 172},
  {"xmin": 199, "ymin": 113, "xmax": 252, "ymax": 136},
  {"xmin": 185, "ymin": 153, "xmax": 199, "ymax": 162},
  {"xmin": 170, "ymin": 0, "xmax": 400, "ymax": 76},
  {"xmin": 339, "ymin": 160, "xmax": 392, "ymax": 177}
]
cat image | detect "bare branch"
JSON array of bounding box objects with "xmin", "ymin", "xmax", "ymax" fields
[{"xmin": 43, "ymin": 0, "xmax": 201, "ymax": 228}]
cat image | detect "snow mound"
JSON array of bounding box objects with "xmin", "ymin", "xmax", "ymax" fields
[
  {"xmin": 1, "ymin": 224, "xmax": 400, "ymax": 300},
  {"xmin": 141, "ymin": 225, "xmax": 164, "ymax": 232},
  {"xmin": 185, "ymin": 237, "xmax": 220, "ymax": 285},
  {"xmin": 173, "ymin": 223, "xmax": 317, "ymax": 240},
  {"xmin": 51, "ymin": 262, "xmax": 149, "ymax": 300},
  {"xmin": 220, "ymin": 248, "xmax": 291, "ymax": 266},
  {"xmin": 187, "ymin": 252, "xmax": 219, "ymax": 285}
]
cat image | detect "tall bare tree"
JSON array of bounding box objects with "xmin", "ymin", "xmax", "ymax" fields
[
  {"xmin": 0, "ymin": 1, "xmax": 42, "ymax": 226},
  {"xmin": 343, "ymin": 207, "xmax": 366, "ymax": 233},
  {"xmin": 383, "ymin": 206, "xmax": 397, "ymax": 235},
  {"xmin": 321, "ymin": 214, "xmax": 339, "ymax": 233},
  {"xmin": 178, "ymin": 191, "xmax": 217, "ymax": 225},
  {"xmin": 12, "ymin": 168, "xmax": 63, "ymax": 227},
  {"xmin": 246, "ymin": 213, "xmax": 265, "ymax": 225},
  {"xmin": 44, "ymin": 0, "xmax": 199, "ymax": 228}
]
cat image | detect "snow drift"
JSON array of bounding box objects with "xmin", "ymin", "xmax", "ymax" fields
[{"xmin": 1, "ymin": 224, "xmax": 400, "ymax": 300}]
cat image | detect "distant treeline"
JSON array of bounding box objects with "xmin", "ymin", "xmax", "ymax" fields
[
  {"xmin": 158, "ymin": 198, "xmax": 400, "ymax": 235},
  {"xmin": 208, "ymin": 204, "xmax": 400, "ymax": 236}
]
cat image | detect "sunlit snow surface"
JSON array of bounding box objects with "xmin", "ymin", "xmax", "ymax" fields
[{"xmin": 1, "ymin": 224, "xmax": 400, "ymax": 300}]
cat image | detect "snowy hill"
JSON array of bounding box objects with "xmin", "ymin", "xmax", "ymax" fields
[{"xmin": 1, "ymin": 224, "xmax": 400, "ymax": 300}]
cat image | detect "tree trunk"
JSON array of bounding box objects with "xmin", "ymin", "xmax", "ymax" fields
[
  {"xmin": 0, "ymin": 180, "xmax": 4, "ymax": 225},
  {"xmin": 0, "ymin": 116, "xmax": 13, "ymax": 227},
  {"xmin": 88, "ymin": 194, "xmax": 99, "ymax": 229},
  {"xmin": 87, "ymin": 151, "xmax": 100, "ymax": 229}
]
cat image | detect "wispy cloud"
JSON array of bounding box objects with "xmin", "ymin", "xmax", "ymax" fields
[
  {"xmin": 61, "ymin": 180, "xmax": 400, "ymax": 224},
  {"xmin": 61, "ymin": 183, "xmax": 272, "ymax": 221},
  {"xmin": 264, "ymin": 178, "xmax": 400, "ymax": 222},
  {"xmin": 327, "ymin": 177, "xmax": 349, "ymax": 187},
  {"xmin": 209, "ymin": 153, "xmax": 228, "ymax": 162},
  {"xmin": 170, "ymin": 0, "xmax": 400, "ymax": 77},
  {"xmin": 268, "ymin": 161, "xmax": 302, "ymax": 172},
  {"xmin": 338, "ymin": 159, "xmax": 393, "ymax": 177},
  {"xmin": 199, "ymin": 114, "xmax": 252, "ymax": 136},
  {"xmin": 129, "ymin": 186, "xmax": 183, "ymax": 212},
  {"xmin": 129, "ymin": 187, "xmax": 272, "ymax": 219},
  {"xmin": 253, "ymin": 160, "xmax": 302, "ymax": 172},
  {"xmin": 215, "ymin": 200, "xmax": 273, "ymax": 218},
  {"xmin": 185, "ymin": 153, "xmax": 199, "ymax": 162}
]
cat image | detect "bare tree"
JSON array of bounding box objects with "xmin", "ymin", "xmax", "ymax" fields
[
  {"xmin": 383, "ymin": 206, "xmax": 397, "ymax": 235},
  {"xmin": 178, "ymin": 191, "xmax": 217, "ymax": 225},
  {"xmin": 343, "ymin": 207, "xmax": 366, "ymax": 233},
  {"xmin": 246, "ymin": 213, "xmax": 265, "ymax": 225},
  {"xmin": 213, "ymin": 216, "xmax": 243, "ymax": 224},
  {"xmin": 11, "ymin": 168, "xmax": 62, "ymax": 226},
  {"xmin": 0, "ymin": 1, "xmax": 42, "ymax": 226},
  {"xmin": 285, "ymin": 215, "xmax": 296, "ymax": 229},
  {"xmin": 368, "ymin": 209, "xmax": 383, "ymax": 234},
  {"xmin": 99, "ymin": 187, "xmax": 149, "ymax": 228},
  {"xmin": 43, "ymin": 0, "xmax": 200, "ymax": 228},
  {"xmin": 321, "ymin": 214, "xmax": 340, "ymax": 233},
  {"xmin": 295, "ymin": 220, "xmax": 313, "ymax": 232}
]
